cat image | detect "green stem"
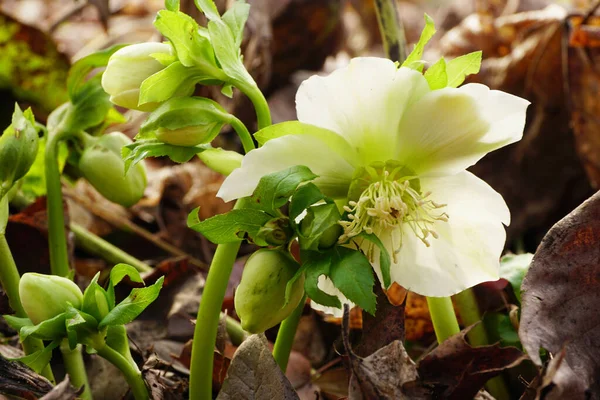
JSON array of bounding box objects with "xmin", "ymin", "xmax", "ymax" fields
[
  {"xmin": 426, "ymin": 296, "xmax": 460, "ymax": 343},
  {"xmin": 45, "ymin": 131, "xmax": 71, "ymax": 277},
  {"xmin": 236, "ymin": 81, "xmax": 272, "ymax": 130},
  {"xmin": 373, "ymin": 0, "xmax": 407, "ymax": 63},
  {"xmin": 229, "ymin": 116, "xmax": 255, "ymax": 153},
  {"xmin": 453, "ymin": 289, "xmax": 510, "ymax": 400},
  {"xmin": 272, "ymin": 294, "xmax": 306, "ymax": 372},
  {"xmin": 0, "ymin": 232, "xmax": 55, "ymax": 382},
  {"xmin": 60, "ymin": 340, "xmax": 92, "ymax": 400},
  {"xmin": 95, "ymin": 343, "xmax": 148, "ymax": 400},
  {"xmin": 222, "ymin": 311, "xmax": 248, "ymax": 346},
  {"xmin": 70, "ymin": 223, "xmax": 152, "ymax": 273},
  {"xmin": 189, "ymin": 202, "xmax": 245, "ymax": 400}
]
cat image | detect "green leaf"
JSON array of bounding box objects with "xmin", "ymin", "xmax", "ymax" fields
[
  {"xmin": 222, "ymin": 1, "xmax": 250, "ymax": 48},
  {"xmin": 82, "ymin": 273, "xmax": 111, "ymax": 322},
  {"xmin": 65, "ymin": 305, "xmax": 100, "ymax": 349},
  {"xmin": 67, "ymin": 45, "xmax": 126, "ymax": 99},
  {"xmin": 107, "ymin": 263, "xmax": 144, "ymax": 308},
  {"xmin": 357, "ymin": 232, "xmax": 391, "ymax": 289},
  {"xmin": 221, "ymin": 83, "xmax": 234, "ymax": 98},
  {"xmin": 165, "ymin": 0, "xmax": 179, "ymax": 11},
  {"xmin": 285, "ymin": 262, "xmax": 309, "ymax": 305},
  {"xmin": 2, "ymin": 315, "xmax": 33, "ymax": 331},
  {"xmin": 154, "ymin": 10, "xmax": 217, "ymax": 68},
  {"xmin": 401, "ymin": 13, "xmax": 436, "ymax": 72},
  {"xmin": 20, "ymin": 312, "xmax": 69, "ymax": 341},
  {"xmin": 298, "ymin": 203, "xmax": 342, "ymax": 252},
  {"xmin": 66, "ymin": 75, "xmax": 112, "ymax": 132},
  {"xmin": 483, "ymin": 312, "xmax": 521, "ymax": 349},
  {"xmin": 187, "ymin": 207, "xmax": 272, "ymax": 243},
  {"xmin": 499, "ymin": 253, "xmax": 533, "ymax": 303},
  {"xmin": 194, "ymin": 0, "xmax": 220, "ymax": 21},
  {"xmin": 289, "ymin": 182, "xmax": 330, "ymax": 223},
  {"xmin": 424, "ymin": 57, "xmax": 447, "ymax": 90},
  {"xmin": 11, "ymin": 340, "xmax": 60, "ymax": 374},
  {"xmin": 329, "ymin": 247, "xmax": 376, "ymax": 315},
  {"xmin": 250, "ymin": 165, "xmax": 318, "ymax": 213},
  {"xmin": 304, "ymin": 254, "xmax": 341, "ymax": 309},
  {"xmin": 208, "ymin": 19, "xmax": 254, "ymax": 84},
  {"xmin": 122, "ymin": 139, "xmax": 205, "ymax": 172},
  {"xmin": 138, "ymin": 61, "xmax": 199, "ymax": 105},
  {"xmin": 446, "ymin": 51, "xmax": 482, "ymax": 88},
  {"xmin": 99, "ymin": 276, "xmax": 164, "ymax": 328}
]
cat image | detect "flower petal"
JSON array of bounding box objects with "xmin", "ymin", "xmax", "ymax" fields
[
  {"xmin": 310, "ymin": 275, "xmax": 355, "ymax": 318},
  {"xmin": 296, "ymin": 58, "xmax": 430, "ymax": 164},
  {"xmin": 217, "ymin": 133, "xmax": 355, "ymax": 202},
  {"xmin": 365, "ymin": 172, "xmax": 508, "ymax": 297},
  {"xmin": 396, "ymin": 83, "xmax": 530, "ymax": 176}
]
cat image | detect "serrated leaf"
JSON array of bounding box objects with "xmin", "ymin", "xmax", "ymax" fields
[
  {"xmin": 122, "ymin": 139, "xmax": 205, "ymax": 172},
  {"xmin": 194, "ymin": 0, "xmax": 220, "ymax": 20},
  {"xmin": 329, "ymin": 247, "xmax": 376, "ymax": 314},
  {"xmin": 499, "ymin": 253, "xmax": 533, "ymax": 303},
  {"xmin": 187, "ymin": 207, "xmax": 272, "ymax": 243},
  {"xmin": 2, "ymin": 315, "xmax": 33, "ymax": 331},
  {"xmin": 165, "ymin": 0, "xmax": 179, "ymax": 11},
  {"xmin": 298, "ymin": 203, "xmax": 341, "ymax": 252},
  {"xmin": 250, "ymin": 165, "xmax": 318, "ymax": 213},
  {"xmin": 304, "ymin": 254, "xmax": 341, "ymax": 309},
  {"xmin": 424, "ymin": 57, "xmax": 447, "ymax": 90},
  {"xmin": 357, "ymin": 232, "xmax": 391, "ymax": 289},
  {"xmin": 289, "ymin": 182, "xmax": 330, "ymax": 223},
  {"xmin": 446, "ymin": 51, "xmax": 482, "ymax": 88},
  {"xmin": 20, "ymin": 312, "xmax": 69, "ymax": 341},
  {"xmin": 401, "ymin": 14, "xmax": 436, "ymax": 72},
  {"xmin": 208, "ymin": 19, "xmax": 254, "ymax": 85},
  {"xmin": 222, "ymin": 1, "xmax": 250, "ymax": 48},
  {"xmin": 10, "ymin": 340, "xmax": 60, "ymax": 374},
  {"xmin": 65, "ymin": 305, "xmax": 99, "ymax": 349},
  {"xmin": 99, "ymin": 277, "xmax": 164, "ymax": 328},
  {"xmin": 138, "ymin": 61, "xmax": 198, "ymax": 105},
  {"xmin": 107, "ymin": 263, "xmax": 144, "ymax": 308}
]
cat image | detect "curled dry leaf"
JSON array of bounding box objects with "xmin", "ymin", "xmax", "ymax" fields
[
  {"xmin": 216, "ymin": 334, "xmax": 299, "ymax": 400},
  {"xmin": 39, "ymin": 376, "xmax": 81, "ymax": 400},
  {"xmin": 0, "ymin": 354, "xmax": 53, "ymax": 399},
  {"xmin": 520, "ymin": 190, "xmax": 600, "ymax": 398}
]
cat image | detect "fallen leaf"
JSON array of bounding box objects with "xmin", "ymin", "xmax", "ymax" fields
[
  {"xmin": 520, "ymin": 190, "xmax": 600, "ymax": 398},
  {"xmin": 0, "ymin": 354, "xmax": 53, "ymax": 399},
  {"xmin": 216, "ymin": 334, "xmax": 299, "ymax": 399},
  {"xmin": 40, "ymin": 376, "xmax": 81, "ymax": 400}
]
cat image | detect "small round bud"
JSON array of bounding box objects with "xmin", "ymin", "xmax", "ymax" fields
[
  {"xmin": 235, "ymin": 249, "xmax": 305, "ymax": 333},
  {"xmin": 79, "ymin": 132, "xmax": 147, "ymax": 207},
  {"xmin": 299, "ymin": 204, "xmax": 342, "ymax": 250},
  {"xmin": 19, "ymin": 273, "xmax": 83, "ymax": 325},
  {"xmin": 101, "ymin": 43, "xmax": 173, "ymax": 111}
]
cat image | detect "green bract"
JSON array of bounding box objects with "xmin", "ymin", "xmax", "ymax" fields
[
  {"xmin": 235, "ymin": 249, "xmax": 305, "ymax": 333},
  {"xmin": 140, "ymin": 97, "xmax": 230, "ymax": 146},
  {"xmin": 19, "ymin": 273, "xmax": 83, "ymax": 325},
  {"xmin": 101, "ymin": 42, "xmax": 174, "ymax": 111},
  {"xmin": 79, "ymin": 132, "xmax": 147, "ymax": 207},
  {"xmin": 0, "ymin": 105, "xmax": 39, "ymax": 198}
]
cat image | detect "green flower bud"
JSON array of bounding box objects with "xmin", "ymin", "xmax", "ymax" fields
[
  {"xmin": 140, "ymin": 97, "xmax": 230, "ymax": 147},
  {"xmin": 299, "ymin": 204, "xmax": 343, "ymax": 250},
  {"xmin": 0, "ymin": 105, "xmax": 39, "ymax": 197},
  {"xmin": 196, "ymin": 147, "xmax": 242, "ymax": 176},
  {"xmin": 101, "ymin": 43, "xmax": 173, "ymax": 111},
  {"xmin": 79, "ymin": 132, "xmax": 147, "ymax": 207},
  {"xmin": 235, "ymin": 249, "xmax": 305, "ymax": 333},
  {"xmin": 19, "ymin": 273, "xmax": 83, "ymax": 325}
]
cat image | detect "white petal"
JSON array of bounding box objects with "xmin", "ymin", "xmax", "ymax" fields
[
  {"xmin": 296, "ymin": 58, "xmax": 430, "ymax": 164},
  {"xmin": 368, "ymin": 172, "xmax": 508, "ymax": 297},
  {"xmin": 217, "ymin": 134, "xmax": 355, "ymax": 202},
  {"xmin": 396, "ymin": 83, "xmax": 530, "ymax": 176},
  {"xmin": 309, "ymin": 275, "xmax": 355, "ymax": 318}
]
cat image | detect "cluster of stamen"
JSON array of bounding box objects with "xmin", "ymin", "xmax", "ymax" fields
[{"xmin": 339, "ymin": 170, "xmax": 449, "ymax": 260}]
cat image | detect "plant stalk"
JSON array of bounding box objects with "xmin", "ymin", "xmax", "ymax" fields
[
  {"xmin": 95, "ymin": 343, "xmax": 148, "ymax": 400},
  {"xmin": 426, "ymin": 296, "xmax": 460, "ymax": 343},
  {"xmin": 60, "ymin": 340, "xmax": 92, "ymax": 399},
  {"xmin": 236, "ymin": 81, "xmax": 272, "ymax": 130},
  {"xmin": 272, "ymin": 294, "xmax": 306, "ymax": 372},
  {"xmin": 229, "ymin": 116, "xmax": 254, "ymax": 154},
  {"xmin": 373, "ymin": 0, "xmax": 407, "ymax": 63}
]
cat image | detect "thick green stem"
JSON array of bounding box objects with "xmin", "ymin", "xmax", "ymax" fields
[
  {"xmin": 189, "ymin": 202, "xmax": 244, "ymax": 400},
  {"xmin": 95, "ymin": 343, "xmax": 148, "ymax": 400},
  {"xmin": 70, "ymin": 223, "xmax": 152, "ymax": 273},
  {"xmin": 426, "ymin": 296, "xmax": 460, "ymax": 343},
  {"xmin": 45, "ymin": 132, "xmax": 71, "ymax": 277},
  {"xmin": 229, "ymin": 116, "xmax": 255, "ymax": 154},
  {"xmin": 0, "ymin": 233, "xmax": 55, "ymax": 381},
  {"xmin": 60, "ymin": 340, "xmax": 92, "ymax": 399},
  {"xmin": 373, "ymin": 0, "xmax": 407, "ymax": 63},
  {"xmin": 273, "ymin": 294, "xmax": 306, "ymax": 372},
  {"xmin": 236, "ymin": 81, "xmax": 272, "ymax": 130},
  {"xmin": 222, "ymin": 311, "xmax": 248, "ymax": 345},
  {"xmin": 453, "ymin": 288, "xmax": 510, "ymax": 400}
]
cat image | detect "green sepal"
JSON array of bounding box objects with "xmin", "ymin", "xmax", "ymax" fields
[
  {"xmin": 356, "ymin": 232, "xmax": 391, "ymax": 289},
  {"xmin": 65, "ymin": 304, "xmax": 101, "ymax": 350},
  {"xmin": 424, "ymin": 57, "xmax": 447, "ymax": 90},
  {"xmin": 82, "ymin": 273, "xmax": 111, "ymax": 323},
  {"xmin": 329, "ymin": 247, "xmax": 376, "ymax": 315},
  {"xmin": 446, "ymin": 51, "xmax": 482, "ymax": 88},
  {"xmin": 99, "ymin": 276, "xmax": 164, "ymax": 328},
  {"xmin": 122, "ymin": 139, "xmax": 207, "ymax": 172},
  {"xmin": 138, "ymin": 61, "xmax": 200, "ymax": 105},
  {"xmin": 303, "ymin": 253, "xmax": 341, "ymax": 309},
  {"xmin": 20, "ymin": 311, "xmax": 69, "ymax": 341},
  {"xmin": 298, "ymin": 203, "xmax": 342, "ymax": 252},
  {"xmin": 9, "ymin": 340, "xmax": 61, "ymax": 374},
  {"xmin": 401, "ymin": 13, "xmax": 436, "ymax": 72},
  {"xmin": 187, "ymin": 206, "xmax": 272, "ymax": 244}
]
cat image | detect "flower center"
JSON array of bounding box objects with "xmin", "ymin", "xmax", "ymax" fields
[{"xmin": 339, "ymin": 165, "xmax": 449, "ymax": 258}]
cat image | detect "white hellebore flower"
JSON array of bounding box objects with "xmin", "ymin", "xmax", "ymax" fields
[{"xmin": 218, "ymin": 57, "xmax": 529, "ymax": 314}]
